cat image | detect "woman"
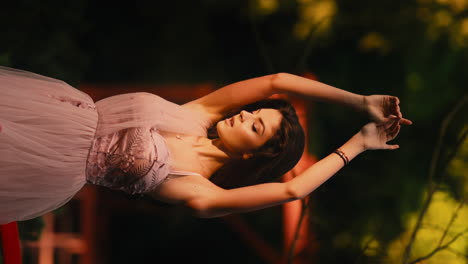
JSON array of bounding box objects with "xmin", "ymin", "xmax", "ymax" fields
[{"xmin": 0, "ymin": 67, "xmax": 411, "ymax": 223}]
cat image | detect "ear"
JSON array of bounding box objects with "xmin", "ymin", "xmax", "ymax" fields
[{"xmin": 242, "ymin": 153, "xmax": 253, "ymax": 160}]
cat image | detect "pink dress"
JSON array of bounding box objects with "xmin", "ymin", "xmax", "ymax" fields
[{"xmin": 0, "ymin": 67, "xmax": 212, "ymax": 224}]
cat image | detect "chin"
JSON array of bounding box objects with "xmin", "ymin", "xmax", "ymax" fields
[{"xmin": 215, "ymin": 121, "xmax": 224, "ymax": 138}]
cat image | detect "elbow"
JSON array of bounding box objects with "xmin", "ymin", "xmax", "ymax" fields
[
  {"xmin": 270, "ymin": 72, "xmax": 292, "ymax": 93},
  {"xmin": 187, "ymin": 198, "xmax": 220, "ymax": 219},
  {"xmin": 285, "ymin": 182, "xmax": 304, "ymax": 201}
]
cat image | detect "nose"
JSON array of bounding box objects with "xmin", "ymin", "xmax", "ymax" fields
[{"xmin": 240, "ymin": 110, "xmax": 253, "ymax": 122}]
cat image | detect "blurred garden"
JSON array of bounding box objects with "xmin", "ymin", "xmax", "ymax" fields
[{"xmin": 0, "ymin": 0, "xmax": 467, "ymax": 263}]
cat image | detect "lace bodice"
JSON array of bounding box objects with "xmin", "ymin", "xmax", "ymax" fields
[
  {"xmin": 86, "ymin": 127, "xmax": 170, "ymax": 194},
  {"xmin": 85, "ymin": 92, "xmax": 212, "ymax": 194}
]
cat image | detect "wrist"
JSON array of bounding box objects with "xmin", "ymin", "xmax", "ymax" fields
[
  {"xmin": 355, "ymin": 131, "xmax": 368, "ymax": 152},
  {"xmin": 359, "ymin": 95, "xmax": 369, "ymax": 113},
  {"xmin": 341, "ymin": 132, "xmax": 367, "ymax": 158},
  {"xmin": 349, "ymin": 94, "xmax": 368, "ymax": 113}
]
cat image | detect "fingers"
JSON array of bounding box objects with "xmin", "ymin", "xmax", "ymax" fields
[
  {"xmin": 383, "ymin": 119, "xmax": 395, "ymax": 129},
  {"xmin": 388, "ymin": 96, "xmax": 400, "ymax": 104},
  {"xmin": 390, "ymin": 123, "xmax": 401, "ymax": 140},
  {"xmin": 386, "ymin": 144, "xmax": 400, "ymax": 150},
  {"xmin": 390, "ymin": 96, "xmax": 402, "ymax": 118},
  {"xmin": 384, "ymin": 116, "xmax": 400, "ymax": 129},
  {"xmin": 388, "ymin": 120, "xmax": 400, "ymax": 138},
  {"xmin": 388, "ymin": 119, "xmax": 399, "ymax": 131},
  {"xmin": 387, "ymin": 115, "xmax": 412, "ymax": 126},
  {"xmin": 388, "ymin": 96, "xmax": 413, "ymax": 125},
  {"xmin": 372, "ymin": 95, "xmax": 410, "ymax": 125},
  {"xmin": 400, "ymin": 118, "xmax": 413, "ymax": 125}
]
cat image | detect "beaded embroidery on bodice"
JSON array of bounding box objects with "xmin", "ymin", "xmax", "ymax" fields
[{"xmin": 85, "ymin": 127, "xmax": 170, "ymax": 194}]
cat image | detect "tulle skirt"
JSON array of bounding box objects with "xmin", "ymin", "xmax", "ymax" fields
[{"xmin": 0, "ymin": 67, "xmax": 98, "ymax": 224}]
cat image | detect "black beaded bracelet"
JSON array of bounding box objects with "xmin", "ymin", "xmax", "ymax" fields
[{"xmin": 333, "ymin": 149, "xmax": 349, "ymax": 165}]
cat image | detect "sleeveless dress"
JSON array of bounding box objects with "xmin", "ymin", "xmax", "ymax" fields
[{"xmin": 0, "ymin": 66, "xmax": 212, "ymax": 224}]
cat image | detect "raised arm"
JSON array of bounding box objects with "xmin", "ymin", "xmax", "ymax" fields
[
  {"xmin": 186, "ymin": 73, "xmax": 411, "ymax": 125},
  {"xmin": 271, "ymin": 73, "xmax": 364, "ymax": 110},
  {"xmin": 272, "ymin": 73, "xmax": 412, "ymax": 124},
  {"xmin": 185, "ymin": 73, "xmax": 361, "ymax": 121},
  {"xmin": 150, "ymin": 118, "xmax": 404, "ymax": 218}
]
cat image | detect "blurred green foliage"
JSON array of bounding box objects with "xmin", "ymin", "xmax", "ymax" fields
[
  {"xmin": 0, "ymin": 0, "xmax": 467, "ymax": 263},
  {"xmin": 17, "ymin": 217, "xmax": 45, "ymax": 242}
]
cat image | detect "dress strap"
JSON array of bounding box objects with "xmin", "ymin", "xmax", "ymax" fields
[{"xmin": 168, "ymin": 170, "xmax": 204, "ymax": 177}]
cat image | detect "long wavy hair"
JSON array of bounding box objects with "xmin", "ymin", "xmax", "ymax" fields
[{"xmin": 208, "ymin": 99, "xmax": 305, "ymax": 189}]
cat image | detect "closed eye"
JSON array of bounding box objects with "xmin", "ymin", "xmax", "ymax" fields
[
  {"xmin": 252, "ymin": 124, "xmax": 258, "ymax": 133},
  {"xmin": 251, "ymin": 110, "xmax": 265, "ymax": 135}
]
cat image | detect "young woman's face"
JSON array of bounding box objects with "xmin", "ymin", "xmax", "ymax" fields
[{"xmin": 216, "ymin": 108, "xmax": 283, "ymax": 155}]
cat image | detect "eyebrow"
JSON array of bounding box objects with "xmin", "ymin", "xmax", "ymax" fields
[{"xmin": 257, "ymin": 109, "xmax": 265, "ymax": 136}]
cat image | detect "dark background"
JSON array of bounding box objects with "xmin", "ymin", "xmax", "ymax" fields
[{"xmin": 1, "ymin": 0, "xmax": 467, "ymax": 263}]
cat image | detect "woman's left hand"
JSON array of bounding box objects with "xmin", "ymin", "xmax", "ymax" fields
[
  {"xmin": 359, "ymin": 119, "xmax": 403, "ymax": 150},
  {"xmin": 364, "ymin": 95, "xmax": 413, "ymax": 125}
]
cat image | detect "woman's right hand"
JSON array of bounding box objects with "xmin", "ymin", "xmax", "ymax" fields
[
  {"xmin": 364, "ymin": 95, "xmax": 413, "ymax": 125},
  {"xmin": 359, "ymin": 119, "xmax": 402, "ymax": 150}
]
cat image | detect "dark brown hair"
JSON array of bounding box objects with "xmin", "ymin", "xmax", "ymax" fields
[{"xmin": 209, "ymin": 99, "xmax": 305, "ymax": 189}]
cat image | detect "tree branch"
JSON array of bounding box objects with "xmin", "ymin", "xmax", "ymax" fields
[
  {"xmin": 402, "ymin": 94, "xmax": 468, "ymax": 263},
  {"xmin": 248, "ymin": 0, "xmax": 275, "ymax": 74},
  {"xmin": 294, "ymin": 19, "xmax": 327, "ymax": 74},
  {"xmin": 447, "ymin": 247, "xmax": 468, "ymax": 259},
  {"xmin": 408, "ymin": 228, "xmax": 468, "ymax": 264},
  {"xmin": 439, "ymin": 126, "xmax": 468, "ymax": 180},
  {"xmin": 438, "ymin": 198, "xmax": 467, "ymax": 248},
  {"xmin": 353, "ymin": 235, "xmax": 375, "ymax": 264}
]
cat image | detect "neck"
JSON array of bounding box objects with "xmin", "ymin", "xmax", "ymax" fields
[{"xmin": 193, "ymin": 137, "xmax": 239, "ymax": 177}]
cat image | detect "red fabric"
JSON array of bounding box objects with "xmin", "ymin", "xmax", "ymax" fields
[{"xmin": 0, "ymin": 222, "xmax": 22, "ymax": 264}]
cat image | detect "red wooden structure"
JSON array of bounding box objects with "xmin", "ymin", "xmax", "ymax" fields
[{"xmin": 0, "ymin": 222, "xmax": 22, "ymax": 264}]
